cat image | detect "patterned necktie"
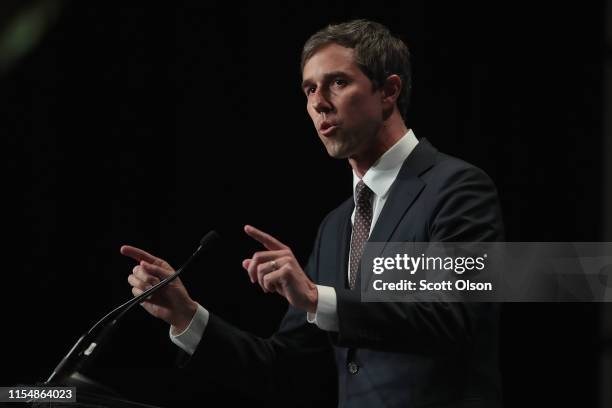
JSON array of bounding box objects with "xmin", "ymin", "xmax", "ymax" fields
[{"xmin": 349, "ymin": 180, "xmax": 374, "ymax": 289}]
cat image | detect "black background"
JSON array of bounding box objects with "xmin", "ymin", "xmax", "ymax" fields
[{"xmin": 6, "ymin": 1, "xmax": 607, "ymax": 407}]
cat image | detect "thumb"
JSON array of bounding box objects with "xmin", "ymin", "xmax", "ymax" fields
[{"xmin": 141, "ymin": 260, "xmax": 173, "ymax": 279}]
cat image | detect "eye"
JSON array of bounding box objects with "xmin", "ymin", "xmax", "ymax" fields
[
  {"xmin": 333, "ymin": 79, "xmax": 348, "ymax": 87},
  {"xmin": 305, "ymin": 86, "xmax": 316, "ymax": 96}
]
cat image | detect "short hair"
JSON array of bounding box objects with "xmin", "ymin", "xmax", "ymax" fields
[{"xmin": 301, "ymin": 19, "xmax": 412, "ymax": 120}]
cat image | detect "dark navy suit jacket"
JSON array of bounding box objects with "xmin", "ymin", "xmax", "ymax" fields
[{"xmin": 179, "ymin": 139, "xmax": 505, "ymax": 407}]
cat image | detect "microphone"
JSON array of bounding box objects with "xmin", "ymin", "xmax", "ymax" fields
[{"xmin": 45, "ymin": 231, "xmax": 220, "ymax": 385}]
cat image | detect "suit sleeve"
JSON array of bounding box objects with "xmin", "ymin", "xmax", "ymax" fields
[
  {"xmin": 175, "ymin": 217, "xmax": 337, "ymax": 406},
  {"xmin": 333, "ymin": 165, "xmax": 504, "ymax": 353}
]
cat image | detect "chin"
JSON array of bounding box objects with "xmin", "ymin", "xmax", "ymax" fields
[{"xmin": 324, "ymin": 144, "xmax": 351, "ymax": 159}]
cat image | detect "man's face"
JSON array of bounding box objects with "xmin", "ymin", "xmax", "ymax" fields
[{"xmin": 302, "ymin": 44, "xmax": 384, "ymax": 159}]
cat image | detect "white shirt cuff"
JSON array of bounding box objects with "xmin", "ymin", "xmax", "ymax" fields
[
  {"xmin": 306, "ymin": 285, "xmax": 339, "ymax": 332},
  {"xmin": 169, "ymin": 303, "xmax": 209, "ymax": 355}
]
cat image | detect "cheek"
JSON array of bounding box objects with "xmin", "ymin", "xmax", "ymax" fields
[
  {"xmin": 306, "ymin": 105, "xmax": 318, "ymax": 122},
  {"xmin": 345, "ymin": 93, "xmax": 381, "ymax": 122}
]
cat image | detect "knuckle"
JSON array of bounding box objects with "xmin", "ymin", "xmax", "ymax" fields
[
  {"xmin": 128, "ymin": 275, "xmax": 140, "ymax": 287},
  {"xmin": 146, "ymin": 275, "xmax": 158, "ymax": 285},
  {"xmin": 136, "ymin": 269, "xmax": 148, "ymax": 280}
]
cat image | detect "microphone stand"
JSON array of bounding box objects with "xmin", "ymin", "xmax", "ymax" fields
[{"xmin": 44, "ymin": 231, "xmax": 219, "ymax": 386}]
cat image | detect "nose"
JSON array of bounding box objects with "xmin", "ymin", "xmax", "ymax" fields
[{"xmin": 311, "ymin": 89, "xmax": 332, "ymax": 114}]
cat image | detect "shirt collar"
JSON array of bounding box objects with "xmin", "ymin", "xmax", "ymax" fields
[{"xmin": 352, "ymin": 129, "xmax": 419, "ymax": 200}]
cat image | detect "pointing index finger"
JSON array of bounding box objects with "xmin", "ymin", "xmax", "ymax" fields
[
  {"xmin": 244, "ymin": 225, "xmax": 287, "ymax": 250},
  {"xmin": 120, "ymin": 245, "xmax": 164, "ymax": 266}
]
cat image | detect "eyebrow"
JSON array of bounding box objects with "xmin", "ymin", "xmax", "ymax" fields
[{"xmin": 301, "ymin": 70, "xmax": 350, "ymax": 90}]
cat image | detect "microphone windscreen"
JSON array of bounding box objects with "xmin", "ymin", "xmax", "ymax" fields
[{"xmin": 200, "ymin": 230, "xmax": 220, "ymax": 248}]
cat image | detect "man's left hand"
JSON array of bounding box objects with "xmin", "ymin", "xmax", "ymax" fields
[{"xmin": 243, "ymin": 225, "xmax": 318, "ymax": 313}]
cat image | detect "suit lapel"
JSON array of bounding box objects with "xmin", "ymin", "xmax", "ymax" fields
[
  {"xmin": 368, "ymin": 138, "xmax": 438, "ymax": 247},
  {"xmin": 335, "ymin": 138, "xmax": 438, "ymax": 290},
  {"xmin": 352, "ymin": 139, "xmax": 437, "ymax": 290}
]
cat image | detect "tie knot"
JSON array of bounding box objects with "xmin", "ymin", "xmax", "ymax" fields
[{"xmin": 355, "ymin": 180, "xmax": 373, "ymax": 204}]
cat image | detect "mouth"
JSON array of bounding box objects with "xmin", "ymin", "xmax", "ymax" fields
[{"xmin": 319, "ymin": 121, "xmax": 338, "ymax": 137}]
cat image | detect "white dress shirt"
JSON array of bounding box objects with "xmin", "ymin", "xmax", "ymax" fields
[{"xmin": 171, "ymin": 129, "xmax": 419, "ymax": 354}]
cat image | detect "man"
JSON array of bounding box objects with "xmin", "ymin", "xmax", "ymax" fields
[{"xmin": 123, "ymin": 20, "xmax": 504, "ymax": 407}]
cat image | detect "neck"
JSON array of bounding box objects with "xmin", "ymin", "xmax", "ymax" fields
[{"xmin": 349, "ymin": 111, "xmax": 408, "ymax": 178}]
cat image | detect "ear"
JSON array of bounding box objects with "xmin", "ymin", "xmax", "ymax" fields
[{"xmin": 381, "ymin": 74, "xmax": 402, "ymax": 108}]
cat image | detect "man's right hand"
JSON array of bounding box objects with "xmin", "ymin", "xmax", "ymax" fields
[{"xmin": 121, "ymin": 245, "xmax": 198, "ymax": 333}]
